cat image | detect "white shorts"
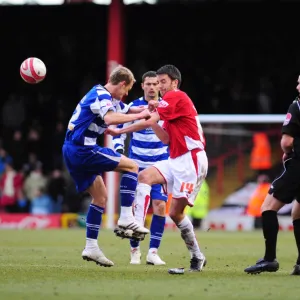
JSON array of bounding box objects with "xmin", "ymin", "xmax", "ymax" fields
[{"xmin": 153, "ymin": 149, "xmax": 208, "ymax": 206}]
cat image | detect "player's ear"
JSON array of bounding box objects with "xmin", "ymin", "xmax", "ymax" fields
[
  {"xmin": 119, "ymin": 81, "xmax": 126, "ymax": 87},
  {"xmin": 172, "ymin": 79, "xmax": 179, "ymax": 88}
]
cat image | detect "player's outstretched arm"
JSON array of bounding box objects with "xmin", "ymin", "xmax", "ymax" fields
[
  {"xmin": 128, "ymin": 106, "xmax": 146, "ymax": 114},
  {"xmin": 106, "ymin": 112, "xmax": 160, "ymax": 136},
  {"xmin": 151, "ymin": 122, "xmax": 170, "ymax": 144},
  {"xmin": 104, "ymin": 110, "xmax": 150, "ymax": 126}
]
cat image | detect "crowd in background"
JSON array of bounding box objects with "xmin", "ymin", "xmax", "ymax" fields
[{"xmin": 0, "ymin": 3, "xmax": 298, "ymax": 213}]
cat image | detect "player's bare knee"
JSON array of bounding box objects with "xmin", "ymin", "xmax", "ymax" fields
[
  {"xmin": 120, "ymin": 159, "xmax": 138, "ymax": 173},
  {"xmin": 292, "ymin": 210, "xmax": 300, "ymax": 221},
  {"xmin": 292, "ymin": 201, "xmax": 300, "ymax": 220},
  {"xmin": 261, "ymin": 194, "xmax": 283, "ymax": 213},
  {"xmin": 153, "ymin": 200, "xmax": 166, "ymax": 216},
  {"xmin": 138, "ymin": 169, "xmax": 151, "ymax": 184},
  {"xmin": 116, "ymin": 157, "xmax": 139, "ymax": 173},
  {"xmin": 128, "ymin": 160, "xmax": 139, "ymax": 173},
  {"xmin": 138, "ymin": 169, "xmax": 152, "ymax": 185}
]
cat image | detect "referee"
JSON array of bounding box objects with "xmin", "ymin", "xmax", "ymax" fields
[{"xmin": 245, "ymin": 77, "xmax": 300, "ymax": 275}]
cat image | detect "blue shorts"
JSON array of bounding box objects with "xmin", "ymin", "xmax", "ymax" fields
[
  {"xmin": 139, "ymin": 168, "xmax": 167, "ymax": 202},
  {"xmin": 63, "ymin": 142, "xmax": 121, "ymax": 192}
]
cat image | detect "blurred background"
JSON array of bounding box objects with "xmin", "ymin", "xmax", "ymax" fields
[{"xmin": 0, "ymin": 0, "xmax": 298, "ymax": 231}]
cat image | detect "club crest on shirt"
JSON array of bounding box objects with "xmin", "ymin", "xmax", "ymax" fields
[
  {"xmin": 158, "ymin": 100, "xmax": 169, "ymax": 108},
  {"xmin": 283, "ymin": 113, "xmax": 292, "ymax": 126}
]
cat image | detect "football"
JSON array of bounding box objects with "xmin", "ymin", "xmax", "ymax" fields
[{"xmin": 20, "ymin": 57, "xmax": 47, "ymax": 84}]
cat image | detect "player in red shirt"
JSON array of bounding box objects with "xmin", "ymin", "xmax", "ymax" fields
[{"xmin": 107, "ymin": 65, "xmax": 208, "ymax": 271}]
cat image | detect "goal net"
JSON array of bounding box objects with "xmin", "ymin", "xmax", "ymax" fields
[
  {"xmin": 104, "ymin": 114, "xmax": 286, "ymax": 229},
  {"xmin": 200, "ymin": 114, "xmax": 284, "ymax": 195}
]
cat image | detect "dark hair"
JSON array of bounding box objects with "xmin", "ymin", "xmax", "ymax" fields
[
  {"xmin": 156, "ymin": 64, "xmax": 182, "ymax": 88},
  {"xmin": 142, "ymin": 71, "xmax": 157, "ymax": 83}
]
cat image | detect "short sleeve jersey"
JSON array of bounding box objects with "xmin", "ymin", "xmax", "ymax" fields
[
  {"xmin": 282, "ymin": 98, "xmax": 300, "ymax": 157},
  {"xmin": 156, "ymin": 89, "xmax": 205, "ymax": 158}
]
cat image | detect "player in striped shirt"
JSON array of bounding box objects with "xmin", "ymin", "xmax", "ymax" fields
[
  {"xmin": 113, "ymin": 71, "xmax": 169, "ymax": 265},
  {"xmin": 63, "ymin": 66, "xmax": 150, "ymax": 268}
]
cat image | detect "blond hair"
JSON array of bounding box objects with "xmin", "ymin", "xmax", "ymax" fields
[{"xmin": 109, "ymin": 66, "xmax": 136, "ymax": 85}]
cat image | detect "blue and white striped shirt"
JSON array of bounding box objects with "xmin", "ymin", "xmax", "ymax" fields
[
  {"xmin": 112, "ymin": 97, "xmax": 169, "ymax": 168},
  {"xmin": 65, "ymin": 84, "xmax": 129, "ymax": 146}
]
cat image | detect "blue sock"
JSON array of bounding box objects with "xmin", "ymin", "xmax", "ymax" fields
[
  {"xmin": 120, "ymin": 171, "xmax": 138, "ymax": 207},
  {"xmin": 130, "ymin": 238, "xmax": 140, "ymax": 248},
  {"xmin": 150, "ymin": 214, "xmax": 166, "ymax": 249},
  {"xmin": 86, "ymin": 204, "xmax": 104, "ymax": 239}
]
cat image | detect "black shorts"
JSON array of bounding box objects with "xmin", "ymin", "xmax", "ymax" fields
[{"xmin": 268, "ymin": 157, "xmax": 300, "ymax": 204}]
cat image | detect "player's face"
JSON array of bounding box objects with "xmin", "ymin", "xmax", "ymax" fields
[
  {"xmin": 142, "ymin": 76, "xmax": 159, "ymax": 100},
  {"xmin": 297, "ymin": 76, "xmax": 300, "ymax": 94},
  {"xmin": 157, "ymin": 74, "xmax": 178, "ymax": 97},
  {"xmin": 116, "ymin": 80, "xmax": 134, "ymax": 99}
]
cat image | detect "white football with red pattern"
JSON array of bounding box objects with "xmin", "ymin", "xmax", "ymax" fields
[{"xmin": 20, "ymin": 57, "xmax": 46, "ymax": 84}]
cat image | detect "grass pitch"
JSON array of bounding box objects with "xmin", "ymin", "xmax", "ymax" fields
[{"xmin": 0, "ymin": 229, "xmax": 300, "ymax": 300}]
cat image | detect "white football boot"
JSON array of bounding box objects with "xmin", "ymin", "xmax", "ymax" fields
[
  {"xmin": 189, "ymin": 254, "xmax": 207, "ymax": 272},
  {"xmin": 146, "ymin": 249, "xmax": 166, "ymax": 265},
  {"xmin": 117, "ymin": 218, "xmax": 150, "ymax": 234},
  {"xmin": 130, "ymin": 247, "xmax": 142, "ymax": 265},
  {"xmin": 82, "ymin": 248, "xmax": 114, "ymax": 267}
]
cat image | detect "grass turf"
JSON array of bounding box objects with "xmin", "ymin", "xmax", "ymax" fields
[{"xmin": 0, "ymin": 229, "xmax": 299, "ymax": 300}]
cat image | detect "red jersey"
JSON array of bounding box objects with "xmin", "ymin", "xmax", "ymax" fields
[{"xmin": 157, "ymin": 89, "xmax": 205, "ymax": 158}]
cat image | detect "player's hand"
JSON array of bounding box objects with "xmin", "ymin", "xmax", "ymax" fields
[
  {"xmin": 105, "ymin": 127, "xmax": 121, "ymax": 137},
  {"xmin": 138, "ymin": 109, "xmax": 151, "ymax": 120},
  {"xmin": 282, "ymin": 153, "xmax": 288, "ymax": 162},
  {"xmin": 282, "ymin": 152, "xmax": 293, "ymax": 162},
  {"xmin": 148, "ymin": 100, "xmax": 159, "ymax": 112}
]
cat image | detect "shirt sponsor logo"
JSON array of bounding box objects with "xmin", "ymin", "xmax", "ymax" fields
[{"xmin": 158, "ymin": 100, "xmax": 169, "ymax": 108}]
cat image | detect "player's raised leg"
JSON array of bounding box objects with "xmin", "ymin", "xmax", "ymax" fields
[
  {"xmin": 82, "ymin": 175, "xmax": 114, "ymax": 267},
  {"xmin": 130, "ymin": 166, "xmax": 165, "ymax": 263},
  {"xmin": 129, "ymin": 198, "xmax": 166, "ymax": 265},
  {"xmin": 114, "ymin": 155, "xmax": 149, "ymax": 235}
]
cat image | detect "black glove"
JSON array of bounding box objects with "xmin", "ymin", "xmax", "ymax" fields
[{"xmin": 116, "ymin": 149, "xmax": 124, "ymax": 154}]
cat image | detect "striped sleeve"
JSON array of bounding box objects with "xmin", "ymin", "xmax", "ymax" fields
[{"xmin": 112, "ymin": 101, "xmax": 134, "ymax": 151}]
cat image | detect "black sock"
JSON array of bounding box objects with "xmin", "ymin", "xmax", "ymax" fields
[
  {"xmin": 293, "ymin": 219, "xmax": 300, "ymax": 265},
  {"xmin": 262, "ymin": 210, "xmax": 279, "ymax": 261}
]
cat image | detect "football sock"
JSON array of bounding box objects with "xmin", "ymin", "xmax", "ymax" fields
[
  {"xmin": 120, "ymin": 172, "xmax": 138, "ymax": 220},
  {"xmin": 85, "ymin": 204, "xmax": 104, "ymax": 248},
  {"xmin": 129, "ymin": 183, "xmax": 151, "ymax": 248},
  {"xmin": 262, "ymin": 210, "xmax": 278, "ymax": 261},
  {"xmin": 130, "ymin": 239, "xmax": 140, "ymax": 248},
  {"xmin": 133, "ymin": 183, "xmax": 151, "ymax": 223},
  {"xmin": 149, "ymin": 214, "xmax": 166, "ymax": 249},
  {"xmin": 293, "ymin": 219, "xmax": 300, "ymax": 265},
  {"xmin": 177, "ymin": 215, "xmax": 203, "ymax": 259}
]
